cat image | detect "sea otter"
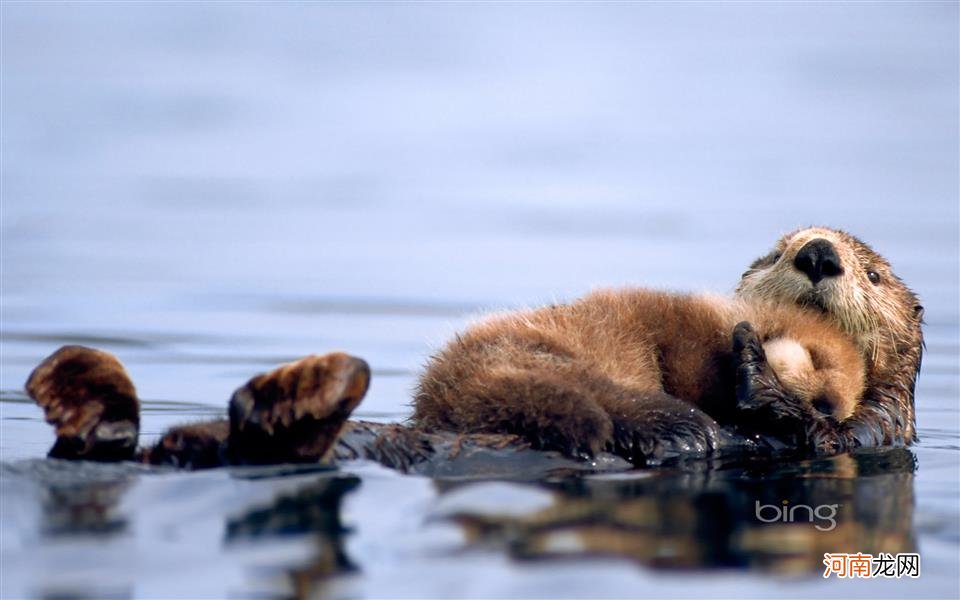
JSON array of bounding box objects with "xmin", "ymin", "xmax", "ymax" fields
[
  {"xmin": 735, "ymin": 227, "xmax": 923, "ymax": 448},
  {"xmin": 413, "ymin": 227, "xmax": 923, "ymax": 460},
  {"xmin": 23, "ymin": 227, "xmax": 923, "ymax": 470},
  {"xmin": 413, "ymin": 292, "xmax": 867, "ymax": 461}
]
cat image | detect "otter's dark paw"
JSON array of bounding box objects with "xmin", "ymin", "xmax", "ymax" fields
[
  {"xmin": 227, "ymin": 353, "xmax": 370, "ymax": 465},
  {"xmin": 522, "ymin": 401, "xmax": 613, "ymax": 461},
  {"xmin": 26, "ymin": 346, "xmax": 140, "ymax": 462},
  {"xmin": 141, "ymin": 420, "xmax": 230, "ymax": 469},
  {"xmin": 806, "ymin": 417, "xmax": 853, "ymax": 456},
  {"xmin": 733, "ymin": 322, "xmax": 852, "ymax": 452},
  {"xmin": 733, "ymin": 322, "xmax": 807, "ymax": 431},
  {"xmin": 608, "ymin": 394, "xmax": 723, "ymax": 464}
]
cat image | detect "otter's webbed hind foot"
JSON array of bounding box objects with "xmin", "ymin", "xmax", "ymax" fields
[
  {"xmin": 26, "ymin": 345, "xmax": 372, "ymax": 468},
  {"xmin": 226, "ymin": 353, "xmax": 370, "ymax": 465},
  {"xmin": 145, "ymin": 353, "xmax": 371, "ymax": 468},
  {"xmin": 26, "ymin": 346, "xmax": 140, "ymax": 462}
]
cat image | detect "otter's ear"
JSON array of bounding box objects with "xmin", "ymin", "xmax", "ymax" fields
[{"xmin": 914, "ymin": 305, "xmax": 924, "ymax": 321}]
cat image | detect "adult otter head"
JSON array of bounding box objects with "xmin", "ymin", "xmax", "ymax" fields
[{"xmin": 736, "ymin": 227, "xmax": 924, "ymax": 443}]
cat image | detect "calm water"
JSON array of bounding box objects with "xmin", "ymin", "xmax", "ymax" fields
[{"xmin": 1, "ymin": 3, "xmax": 958, "ymax": 599}]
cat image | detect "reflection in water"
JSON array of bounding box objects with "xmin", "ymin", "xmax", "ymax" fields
[
  {"xmin": 226, "ymin": 475, "xmax": 359, "ymax": 598},
  {"xmin": 0, "ymin": 446, "xmax": 935, "ymax": 597},
  {"xmin": 6, "ymin": 462, "xmax": 142, "ymax": 599},
  {"xmin": 0, "ymin": 460, "xmax": 142, "ymax": 540},
  {"xmin": 437, "ymin": 449, "xmax": 916, "ymax": 574},
  {"xmin": 41, "ymin": 480, "xmax": 132, "ymax": 538},
  {"xmin": 3, "ymin": 462, "xmax": 361, "ymax": 599}
]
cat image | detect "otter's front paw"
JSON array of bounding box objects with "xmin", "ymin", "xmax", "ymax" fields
[
  {"xmin": 524, "ymin": 402, "xmax": 613, "ymax": 461},
  {"xmin": 806, "ymin": 417, "xmax": 850, "ymax": 455},
  {"xmin": 227, "ymin": 353, "xmax": 370, "ymax": 465},
  {"xmin": 608, "ymin": 394, "xmax": 722, "ymax": 464},
  {"xmin": 733, "ymin": 322, "xmax": 807, "ymax": 430}
]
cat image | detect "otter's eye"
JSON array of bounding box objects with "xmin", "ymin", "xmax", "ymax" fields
[{"xmin": 867, "ymin": 271, "xmax": 881, "ymax": 285}]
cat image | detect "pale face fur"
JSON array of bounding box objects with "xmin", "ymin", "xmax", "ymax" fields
[
  {"xmin": 736, "ymin": 226, "xmax": 924, "ymax": 382},
  {"xmin": 761, "ymin": 338, "xmax": 816, "ymax": 398}
]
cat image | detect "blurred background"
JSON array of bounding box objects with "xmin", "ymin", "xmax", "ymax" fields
[{"xmin": 1, "ymin": 4, "xmax": 958, "ymax": 599}]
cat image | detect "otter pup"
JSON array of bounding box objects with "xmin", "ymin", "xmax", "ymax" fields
[
  {"xmin": 413, "ymin": 291, "xmax": 867, "ymax": 461},
  {"xmin": 23, "ymin": 226, "xmax": 922, "ymax": 469},
  {"xmin": 413, "ymin": 227, "xmax": 922, "ymax": 459}
]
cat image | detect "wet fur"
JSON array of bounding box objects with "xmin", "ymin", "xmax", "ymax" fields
[
  {"xmin": 25, "ymin": 346, "xmax": 140, "ymax": 461},
  {"xmin": 413, "ymin": 289, "xmax": 866, "ymax": 459},
  {"xmin": 27, "ymin": 349, "xmax": 370, "ymax": 467},
  {"xmin": 737, "ymin": 227, "xmax": 924, "ymax": 446},
  {"xmin": 26, "ymin": 227, "xmax": 923, "ymax": 467},
  {"xmin": 414, "ymin": 226, "xmax": 922, "ymax": 458}
]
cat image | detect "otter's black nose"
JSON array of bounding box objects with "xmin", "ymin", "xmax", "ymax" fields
[{"xmin": 793, "ymin": 239, "xmax": 843, "ymax": 284}]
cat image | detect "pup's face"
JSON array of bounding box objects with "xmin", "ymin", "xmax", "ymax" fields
[{"xmin": 736, "ymin": 227, "xmax": 923, "ymax": 362}]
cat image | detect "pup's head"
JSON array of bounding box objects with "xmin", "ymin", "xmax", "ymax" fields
[{"xmin": 736, "ymin": 227, "xmax": 923, "ymax": 373}]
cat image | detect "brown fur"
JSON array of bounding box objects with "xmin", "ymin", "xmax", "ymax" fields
[
  {"xmin": 225, "ymin": 352, "xmax": 370, "ymax": 464},
  {"xmin": 26, "ymin": 226, "xmax": 922, "ymax": 467},
  {"xmin": 140, "ymin": 420, "xmax": 230, "ymax": 469},
  {"xmin": 414, "ymin": 226, "xmax": 922, "ymax": 457},
  {"xmin": 413, "ymin": 289, "xmax": 865, "ymax": 459},
  {"xmin": 27, "ymin": 347, "xmax": 369, "ymax": 467},
  {"xmin": 25, "ymin": 345, "xmax": 140, "ymax": 461},
  {"xmin": 737, "ymin": 227, "xmax": 924, "ymax": 445}
]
